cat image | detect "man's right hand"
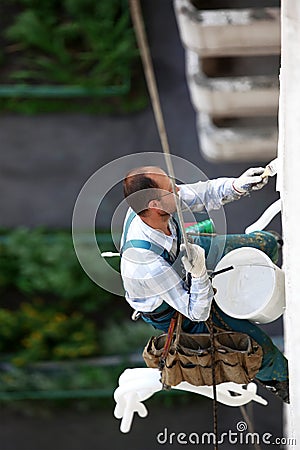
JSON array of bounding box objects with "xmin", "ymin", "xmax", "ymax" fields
[
  {"xmin": 181, "ymin": 243, "xmax": 207, "ymax": 278},
  {"xmin": 233, "ymin": 167, "xmax": 268, "ymax": 194}
]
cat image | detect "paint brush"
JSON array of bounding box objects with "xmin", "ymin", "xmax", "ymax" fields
[{"xmin": 262, "ymin": 158, "xmax": 278, "ymax": 178}]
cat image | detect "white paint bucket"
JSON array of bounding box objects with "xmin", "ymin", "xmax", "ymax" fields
[{"xmin": 212, "ymin": 247, "xmax": 285, "ymax": 324}]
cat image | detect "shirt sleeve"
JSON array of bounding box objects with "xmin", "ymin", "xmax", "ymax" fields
[
  {"xmin": 179, "ymin": 177, "xmax": 243, "ymax": 212},
  {"xmin": 122, "ymin": 250, "xmax": 214, "ymax": 321}
]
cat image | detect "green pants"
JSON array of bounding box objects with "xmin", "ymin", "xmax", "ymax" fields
[{"xmin": 192, "ymin": 230, "xmax": 279, "ymax": 270}]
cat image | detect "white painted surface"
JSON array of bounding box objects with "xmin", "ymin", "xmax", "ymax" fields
[{"xmin": 279, "ymin": 2, "xmax": 300, "ymax": 447}]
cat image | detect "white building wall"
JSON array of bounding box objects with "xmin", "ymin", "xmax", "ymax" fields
[{"xmin": 279, "ymin": 1, "xmax": 300, "ymax": 447}]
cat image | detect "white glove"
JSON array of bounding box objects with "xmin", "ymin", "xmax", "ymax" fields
[
  {"xmin": 181, "ymin": 243, "xmax": 206, "ymax": 278},
  {"xmin": 233, "ymin": 167, "xmax": 268, "ymax": 194}
]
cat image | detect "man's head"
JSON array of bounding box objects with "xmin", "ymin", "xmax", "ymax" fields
[{"xmin": 123, "ymin": 166, "xmax": 179, "ymax": 216}]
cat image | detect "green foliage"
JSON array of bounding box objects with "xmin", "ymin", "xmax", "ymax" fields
[
  {"xmin": 0, "ymin": 304, "xmax": 154, "ymax": 366},
  {"xmin": 0, "ymin": 225, "xmax": 188, "ymax": 405},
  {"xmin": 0, "ymin": 309, "xmax": 20, "ymax": 350},
  {"xmin": 100, "ymin": 320, "xmax": 160, "ymax": 356},
  {"xmin": 0, "ymin": 228, "xmax": 107, "ymax": 363},
  {"xmin": 0, "ymin": 363, "xmax": 123, "ymax": 393},
  {"xmin": 4, "ymin": 0, "xmax": 137, "ymax": 88},
  {"xmin": 0, "ymin": 300, "xmax": 100, "ymax": 365},
  {"xmin": 0, "ymin": 88, "xmax": 148, "ymax": 115},
  {"xmin": 0, "ymin": 228, "xmax": 154, "ymax": 369},
  {"xmin": 0, "ymin": 228, "xmax": 113, "ymax": 312},
  {"xmin": 0, "ymin": 241, "xmax": 19, "ymax": 290}
]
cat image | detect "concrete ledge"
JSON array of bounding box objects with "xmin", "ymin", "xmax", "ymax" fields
[
  {"xmin": 186, "ymin": 51, "xmax": 279, "ymax": 117},
  {"xmin": 197, "ymin": 113, "xmax": 278, "ymax": 162},
  {"xmin": 174, "ymin": 0, "xmax": 280, "ymax": 56}
]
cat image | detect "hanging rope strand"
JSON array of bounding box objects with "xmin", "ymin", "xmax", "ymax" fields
[
  {"xmin": 129, "ymin": 0, "xmax": 191, "ymax": 259},
  {"xmin": 207, "ymin": 315, "xmax": 219, "ymax": 450},
  {"xmin": 239, "ymin": 405, "xmax": 262, "ymax": 450}
]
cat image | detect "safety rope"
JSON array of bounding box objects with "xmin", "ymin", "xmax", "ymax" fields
[
  {"xmin": 239, "ymin": 405, "xmax": 262, "ymax": 450},
  {"xmin": 128, "ymin": 0, "xmax": 191, "ymax": 261},
  {"xmin": 207, "ymin": 313, "xmax": 219, "ymax": 450},
  {"xmin": 211, "ymin": 303, "xmax": 261, "ymax": 450}
]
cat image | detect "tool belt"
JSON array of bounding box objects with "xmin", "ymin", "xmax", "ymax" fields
[{"xmin": 142, "ymin": 312, "xmax": 263, "ymax": 387}]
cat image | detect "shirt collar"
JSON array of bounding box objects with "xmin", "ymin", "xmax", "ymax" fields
[{"xmin": 138, "ymin": 216, "xmax": 177, "ymax": 252}]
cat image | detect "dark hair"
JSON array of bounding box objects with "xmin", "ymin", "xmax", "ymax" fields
[{"xmin": 123, "ymin": 171, "xmax": 160, "ymax": 215}]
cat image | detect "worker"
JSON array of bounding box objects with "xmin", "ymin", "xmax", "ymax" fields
[{"xmin": 120, "ymin": 166, "xmax": 289, "ymax": 403}]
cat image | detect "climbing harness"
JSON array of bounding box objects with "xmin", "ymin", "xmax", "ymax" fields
[{"xmin": 120, "ymin": 211, "xmax": 181, "ymax": 264}]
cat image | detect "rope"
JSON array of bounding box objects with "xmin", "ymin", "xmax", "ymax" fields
[
  {"xmin": 128, "ymin": 0, "xmax": 191, "ymax": 260},
  {"xmin": 211, "ymin": 304, "xmax": 261, "ymax": 450},
  {"xmin": 239, "ymin": 405, "xmax": 262, "ymax": 450},
  {"xmin": 207, "ymin": 314, "xmax": 219, "ymax": 450}
]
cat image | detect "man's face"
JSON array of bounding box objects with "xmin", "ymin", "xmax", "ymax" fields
[{"xmin": 150, "ymin": 170, "xmax": 179, "ymax": 215}]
